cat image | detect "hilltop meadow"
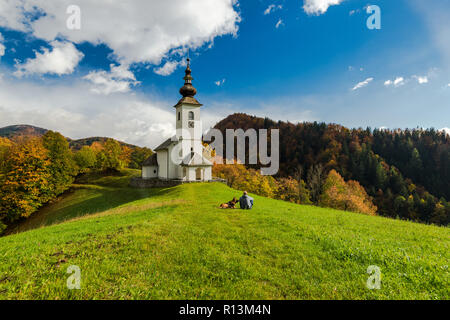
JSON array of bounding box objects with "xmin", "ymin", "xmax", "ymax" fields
[{"xmin": 0, "ymin": 171, "xmax": 448, "ymax": 300}]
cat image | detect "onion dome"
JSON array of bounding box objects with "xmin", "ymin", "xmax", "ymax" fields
[{"xmin": 179, "ymin": 58, "xmax": 197, "ymax": 98}]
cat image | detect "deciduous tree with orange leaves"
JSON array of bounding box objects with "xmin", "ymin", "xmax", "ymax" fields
[
  {"xmin": 0, "ymin": 138, "xmax": 53, "ymax": 229},
  {"xmin": 319, "ymin": 170, "xmax": 377, "ymax": 216}
]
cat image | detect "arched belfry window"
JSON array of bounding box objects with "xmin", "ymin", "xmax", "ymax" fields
[{"xmin": 188, "ymin": 111, "xmax": 194, "ymax": 120}]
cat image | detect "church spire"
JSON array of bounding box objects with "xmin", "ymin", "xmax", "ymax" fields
[{"xmin": 179, "ymin": 58, "xmax": 197, "ymax": 98}]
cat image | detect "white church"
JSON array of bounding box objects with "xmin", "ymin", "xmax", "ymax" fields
[{"xmin": 141, "ymin": 59, "xmax": 213, "ymax": 182}]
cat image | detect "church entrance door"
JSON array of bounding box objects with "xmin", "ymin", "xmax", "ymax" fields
[{"xmin": 196, "ymin": 168, "xmax": 202, "ymax": 181}]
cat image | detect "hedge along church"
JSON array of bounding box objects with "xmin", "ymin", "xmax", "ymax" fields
[{"xmin": 142, "ymin": 59, "xmax": 213, "ymax": 182}]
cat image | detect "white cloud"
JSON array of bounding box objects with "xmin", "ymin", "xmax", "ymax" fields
[
  {"xmin": 0, "ymin": 0, "xmax": 241, "ymax": 65},
  {"xmin": 154, "ymin": 61, "xmax": 181, "ymax": 76},
  {"xmin": 84, "ymin": 64, "xmax": 140, "ymax": 95},
  {"xmin": 14, "ymin": 41, "xmax": 84, "ymax": 77},
  {"xmin": 393, "ymin": 77, "xmax": 405, "ymax": 86},
  {"xmin": 264, "ymin": 4, "xmax": 283, "ymax": 15},
  {"xmin": 275, "ymin": 19, "xmax": 284, "ymax": 29},
  {"xmin": 413, "ymin": 75, "xmax": 429, "ymax": 84},
  {"xmin": 215, "ymin": 79, "xmax": 226, "ymax": 86},
  {"xmin": 303, "ymin": 0, "xmax": 344, "ymax": 15},
  {"xmin": 384, "ymin": 77, "xmax": 405, "ymax": 87},
  {"xmin": 0, "ymin": 32, "xmax": 5, "ymax": 58},
  {"xmin": 352, "ymin": 77, "xmax": 373, "ymax": 91},
  {"xmin": 0, "ymin": 75, "xmax": 187, "ymax": 148}
]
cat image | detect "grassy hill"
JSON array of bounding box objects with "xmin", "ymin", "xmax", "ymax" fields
[{"xmin": 0, "ymin": 171, "xmax": 448, "ymax": 300}]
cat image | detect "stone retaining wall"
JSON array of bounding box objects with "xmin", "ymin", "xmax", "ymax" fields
[{"xmin": 129, "ymin": 177, "xmax": 227, "ymax": 188}]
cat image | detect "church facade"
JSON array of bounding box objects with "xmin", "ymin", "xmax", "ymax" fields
[{"xmin": 142, "ymin": 59, "xmax": 213, "ymax": 182}]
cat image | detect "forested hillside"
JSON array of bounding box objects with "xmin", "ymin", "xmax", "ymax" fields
[
  {"xmin": 0, "ymin": 131, "xmax": 152, "ymax": 234},
  {"xmin": 0, "ymin": 125, "xmax": 153, "ymax": 169},
  {"xmin": 213, "ymin": 114, "xmax": 450, "ymax": 225}
]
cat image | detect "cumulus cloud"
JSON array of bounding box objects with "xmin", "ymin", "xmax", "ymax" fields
[
  {"xmin": 413, "ymin": 75, "xmax": 429, "ymax": 84},
  {"xmin": 0, "ymin": 76, "xmax": 192, "ymax": 147},
  {"xmin": 84, "ymin": 64, "xmax": 140, "ymax": 95},
  {"xmin": 352, "ymin": 77, "xmax": 373, "ymax": 91},
  {"xmin": 0, "ymin": 0, "xmax": 241, "ymax": 65},
  {"xmin": 384, "ymin": 77, "xmax": 405, "ymax": 87},
  {"xmin": 14, "ymin": 41, "xmax": 84, "ymax": 77},
  {"xmin": 303, "ymin": 0, "xmax": 344, "ymax": 15},
  {"xmin": 264, "ymin": 4, "xmax": 283, "ymax": 15},
  {"xmin": 154, "ymin": 61, "xmax": 181, "ymax": 76}
]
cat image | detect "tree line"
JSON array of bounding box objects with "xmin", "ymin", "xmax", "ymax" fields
[
  {"xmin": 213, "ymin": 163, "xmax": 377, "ymax": 216},
  {"xmin": 213, "ymin": 113, "xmax": 450, "ymax": 226}
]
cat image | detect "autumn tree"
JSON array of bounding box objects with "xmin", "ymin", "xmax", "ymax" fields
[
  {"xmin": 74, "ymin": 146, "xmax": 97, "ymax": 173},
  {"xmin": 319, "ymin": 170, "xmax": 377, "ymax": 216},
  {"xmin": 42, "ymin": 131, "xmax": 76, "ymax": 196},
  {"xmin": 0, "ymin": 138, "xmax": 53, "ymax": 228},
  {"xmin": 129, "ymin": 147, "xmax": 153, "ymax": 169},
  {"xmin": 276, "ymin": 177, "xmax": 312, "ymax": 205},
  {"xmin": 95, "ymin": 139, "xmax": 125, "ymax": 171},
  {"xmin": 213, "ymin": 163, "xmax": 278, "ymax": 198},
  {"xmin": 0, "ymin": 137, "xmax": 13, "ymax": 173}
]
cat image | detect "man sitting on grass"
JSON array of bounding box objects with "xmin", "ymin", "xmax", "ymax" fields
[{"xmin": 239, "ymin": 191, "xmax": 254, "ymax": 210}]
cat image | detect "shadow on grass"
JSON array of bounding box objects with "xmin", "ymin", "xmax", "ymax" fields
[{"xmin": 6, "ymin": 186, "xmax": 174, "ymax": 235}]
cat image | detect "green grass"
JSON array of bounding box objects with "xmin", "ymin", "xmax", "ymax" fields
[{"xmin": 0, "ymin": 172, "xmax": 449, "ymax": 300}]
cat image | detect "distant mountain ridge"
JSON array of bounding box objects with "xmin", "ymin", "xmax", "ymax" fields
[
  {"xmin": 0, "ymin": 124, "xmax": 139, "ymax": 150},
  {"xmin": 0, "ymin": 125, "xmax": 48, "ymax": 139}
]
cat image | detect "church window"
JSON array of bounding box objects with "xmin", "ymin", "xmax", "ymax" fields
[
  {"xmin": 188, "ymin": 121, "xmax": 195, "ymax": 128},
  {"xmin": 178, "ymin": 112, "xmax": 181, "ymax": 121},
  {"xmin": 188, "ymin": 111, "xmax": 194, "ymax": 120}
]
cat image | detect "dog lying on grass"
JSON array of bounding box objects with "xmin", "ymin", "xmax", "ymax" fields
[{"xmin": 220, "ymin": 197, "xmax": 238, "ymax": 209}]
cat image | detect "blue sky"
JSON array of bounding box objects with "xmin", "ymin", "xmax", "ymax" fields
[{"xmin": 0, "ymin": 0, "xmax": 449, "ymax": 147}]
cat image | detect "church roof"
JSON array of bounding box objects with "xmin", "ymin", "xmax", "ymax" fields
[
  {"xmin": 173, "ymin": 96, "xmax": 202, "ymax": 108},
  {"xmin": 181, "ymin": 152, "xmax": 213, "ymax": 167},
  {"xmin": 142, "ymin": 153, "xmax": 158, "ymax": 167},
  {"xmin": 154, "ymin": 136, "xmax": 179, "ymax": 151}
]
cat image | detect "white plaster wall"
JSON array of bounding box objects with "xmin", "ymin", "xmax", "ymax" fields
[
  {"xmin": 142, "ymin": 166, "xmax": 158, "ymax": 179},
  {"xmin": 167, "ymin": 144, "xmax": 179, "ymax": 179},
  {"xmin": 204, "ymin": 167, "xmax": 212, "ymax": 181},
  {"xmin": 157, "ymin": 151, "xmax": 168, "ymax": 179}
]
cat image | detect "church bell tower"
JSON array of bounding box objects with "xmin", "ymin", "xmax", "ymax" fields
[{"xmin": 174, "ymin": 58, "xmax": 203, "ymax": 158}]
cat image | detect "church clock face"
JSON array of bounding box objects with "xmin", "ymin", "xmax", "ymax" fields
[{"xmin": 188, "ymin": 121, "xmax": 195, "ymax": 128}]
